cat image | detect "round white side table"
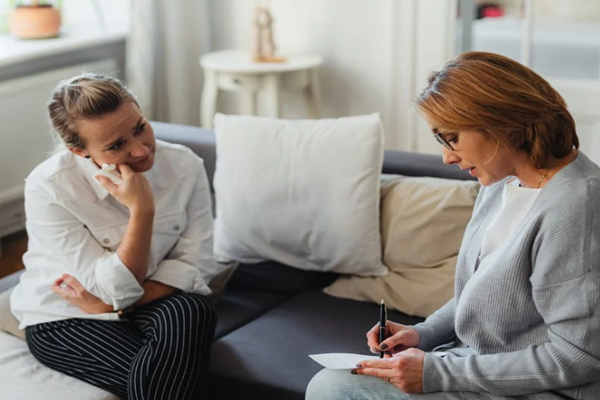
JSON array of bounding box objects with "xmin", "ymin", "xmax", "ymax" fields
[{"xmin": 200, "ymin": 49, "xmax": 324, "ymax": 128}]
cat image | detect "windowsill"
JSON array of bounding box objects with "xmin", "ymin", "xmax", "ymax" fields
[{"xmin": 0, "ymin": 25, "xmax": 128, "ymax": 68}]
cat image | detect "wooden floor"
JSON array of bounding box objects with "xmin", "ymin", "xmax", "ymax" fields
[{"xmin": 0, "ymin": 231, "xmax": 27, "ymax": 280}]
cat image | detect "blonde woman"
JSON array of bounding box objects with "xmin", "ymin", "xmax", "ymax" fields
[
  {"xmin": 306, "ymin": 52, "xmax": 600, "ymax": 399},
  {"xmin": 11, "ymin": 73, "xmax": 220, "ymax": 400}
]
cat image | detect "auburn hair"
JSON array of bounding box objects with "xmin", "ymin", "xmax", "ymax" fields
[{"xmin": 416, "ymin": 51, "xmax": 578, "ymax": 169}]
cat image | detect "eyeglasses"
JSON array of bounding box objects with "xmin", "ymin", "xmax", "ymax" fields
[{"xmin": 433, "ymin": 131, "xmax": 455, "ymax": 151}]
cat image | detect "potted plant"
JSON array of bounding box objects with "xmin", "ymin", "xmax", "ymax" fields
[{"xmin": 8, "ymin": 0, "xmax": 62, "ymax": 39}]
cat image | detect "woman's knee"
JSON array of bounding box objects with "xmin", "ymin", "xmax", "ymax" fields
[
  {"xmin": 306, "ymin": 369, "xmax": 348, "ymax": 400},
  {"xmin": 178, "ymin": 293, "xmax": 217, "ymax": 324},
  {"xmin": 144, "ymin": 293, "xmax": 217, "ymax": 333},
  {"xmin": 306, "ymin": 368, "xmax": 406, "ymax": 400},
  {"xmin": 306, "ymin": 369, "xmax": 368, "ymax": 400}
]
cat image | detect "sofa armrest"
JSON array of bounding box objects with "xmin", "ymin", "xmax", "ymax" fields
[{"xmin": 0, "ymin": 270, "xmax": 24, "ymax": 294}]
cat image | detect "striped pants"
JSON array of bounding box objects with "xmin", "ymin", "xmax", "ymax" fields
[{"xmin": 25, "ymin": 293, "xmax": 217, "ymax": 400}]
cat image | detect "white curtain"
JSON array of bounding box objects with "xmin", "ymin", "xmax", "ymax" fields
[{"xmin": 127, "ymin": 0, "xmax": 211, "ymax": 126}]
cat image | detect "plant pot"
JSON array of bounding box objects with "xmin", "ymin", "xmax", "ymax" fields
[{"xmin": 9, "ymin": 5, "xmax": 61, "ymax": 40}]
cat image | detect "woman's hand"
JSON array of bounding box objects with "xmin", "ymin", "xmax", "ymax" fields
[
  {"xmin": 51, "ymin": 274, "xmax": 113, "ymax": 314},
  {"xmin": 353, "ymin": 348, "xmax": 425, "ymax": 393},
  {"xmin": 367, "ymin": 321, "xmax": 420, "ymax": 356},
  {"xmin": 96, "ymin": 164, "xmax": 154, "ymax": 214}
]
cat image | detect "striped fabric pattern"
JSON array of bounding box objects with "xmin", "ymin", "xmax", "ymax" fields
[{"xmin": 26, "ymin": 293, "xmax": 216, "ymax": 400}]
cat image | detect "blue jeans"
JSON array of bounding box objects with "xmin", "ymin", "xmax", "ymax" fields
[{"xmin": 306, "ymin": 368, "xmax": 411, "ymax": 400}]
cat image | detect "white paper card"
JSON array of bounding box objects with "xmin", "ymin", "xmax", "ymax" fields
[
  {"xmin": 309, "ymin": 351, "xmax": 450, "ymax": 370},
  {"xmin": 309, "ymin": 353, "xmax": 379, "ymax": 369}
]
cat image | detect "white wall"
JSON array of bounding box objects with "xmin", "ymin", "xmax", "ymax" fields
[
  {"xmin": 208, "ymin": 0, "xmax": 406, "ymax": 150},
  {"xmin": 0, "ymin": 58, "xmax": 119, "ymax": 238}
]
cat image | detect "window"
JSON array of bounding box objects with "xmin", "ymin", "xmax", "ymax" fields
[{"xmin": 0, "ymin": 0, "xmax": 130, "ymax": 37}]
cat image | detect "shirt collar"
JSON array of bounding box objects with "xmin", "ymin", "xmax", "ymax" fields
[{"xmin": 75, "ymin": 155, "xmax": 111, "ymax": 201}]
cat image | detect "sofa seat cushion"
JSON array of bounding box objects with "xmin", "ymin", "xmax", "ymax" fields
[
  {"xmin": 208, "ymin": 290, "xmax": 424, "ymax": 400},
  {"xmin": 227, "ymin": 261, "xmax": 340, "ymax": 296},
  {"xmin": 213, "ymin": 289, "xmax": 286, "ymax": 340},
  {"xmin": 0, "ymin": 331, "xmax": 121, "ymax": 400}
]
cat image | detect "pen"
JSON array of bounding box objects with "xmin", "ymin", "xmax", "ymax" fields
[{"xmin": 379, "ymin": 299, "xmax": 386, "ymax": 358}]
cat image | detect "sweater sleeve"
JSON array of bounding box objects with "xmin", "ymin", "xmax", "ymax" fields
[
  {"xmin": 412, "ymin": 298, "xmax": 457, "ymax": 351},
  {"xmin": 422, "ymin": 179, "xmax": 600, "ymax": 395}
]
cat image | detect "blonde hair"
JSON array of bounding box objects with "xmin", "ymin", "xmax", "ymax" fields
[
  {"xmin": 48, "ymin": 73, "xmax": 138, "ymax": 150},
  {"xmin": 416, "ymin": 51, "xmax": 578, "ymax": 169}
]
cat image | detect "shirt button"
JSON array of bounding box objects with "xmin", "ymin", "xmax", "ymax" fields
[
  {"xmin": 173, "ymin": 225, "xmax": 180, "ymax": 231},
  {"xmin": 103, "ymin": 238, "xmax": 110, "ymax": 244}
]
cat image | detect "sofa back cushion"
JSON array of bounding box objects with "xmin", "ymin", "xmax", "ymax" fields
[
  {"xmin": 151, "ymin": 122, "xmax": 476, "ymax": 194},
  {"xmin": 324, "ymin": 175, "xmax": 480, "ymax": 317},
  {"xmin": 211, "ymin": 113, "xmax": 387, "ymax": 276}
]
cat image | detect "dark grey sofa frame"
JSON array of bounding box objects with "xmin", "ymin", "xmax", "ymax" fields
[{"xmin": 0, "ymin": 121, "xmax": 474, "ymax": 400}]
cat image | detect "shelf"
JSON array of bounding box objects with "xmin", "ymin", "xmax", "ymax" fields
[{"xmin": 0, "ymin": 26, "xmax": 127, "ymax": 68}]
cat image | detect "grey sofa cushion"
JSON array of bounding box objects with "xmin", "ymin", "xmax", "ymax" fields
[
  {"xmin": 228, "ymin": 261, "xmax": 340, "ymax": 296},
  {"xmin": 152, "ymin": 121, "xmax": 217, "ymax": 191},
  {"xmin": 152, "ymin": 123, "xmax": 476, "ymax": 193},
  {"xmin": 209, "ymin": 290, "xmax": 424, "ymax": 399},
  {"xmin": 382, "ymin": 149, "xmax": 475, "ymax": 181},
  {"xmin": 213, "ymin": 290, "xmax": 286, "ymax": 340}
]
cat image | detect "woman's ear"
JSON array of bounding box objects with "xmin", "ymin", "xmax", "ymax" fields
[{"xmin": 68, "ymin": 147, "xmax": 89, "ymax": 159}]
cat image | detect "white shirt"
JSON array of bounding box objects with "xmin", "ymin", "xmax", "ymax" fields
[
  {"xmin": 11, "ymin": 140, "xmax": 222, "ymax": 329},
  {"xmin": 479, "ymin": 178, "xmax": 542, "ymax": 261}
]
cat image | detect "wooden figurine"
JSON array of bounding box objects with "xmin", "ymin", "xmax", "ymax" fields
[{"xmin": 251, "ymin": 5, "xmax": 286, "ymax": 63}]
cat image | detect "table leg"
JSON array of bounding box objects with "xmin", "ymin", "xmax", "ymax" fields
[
  {"xmin": 240, "ymin": 90, "xmax": 256, "ymax": 116},
  {"xmin": 305, "ymin": 68, "xmax": 321, "ymax": 119},
  {"xmin": 263, "ymin": 74, "xmax": 281, "ymax": 118},
  {"xmin": 201, "ymin": 69, "xmax": 219, "ymax": 128}
]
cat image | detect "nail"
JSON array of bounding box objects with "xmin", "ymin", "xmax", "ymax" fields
[
  {"xmin": 380, "ymin": 343, "xmax": 388, "ymax": 350},
  {"xmin": 355, "ymin": 363, "xmax": 363, "ymax": 368},
  {"xmin": 351, "ymin": 369, "xmax": 357, "ymax": 374}
]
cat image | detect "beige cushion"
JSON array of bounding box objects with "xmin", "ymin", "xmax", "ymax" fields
[
  {"xmin": 324, "ymin": 175, "xmax": 479, "ymax": 317},
  {"xmin": 0, "ymin": 287, "xmax": 25, "ymax": 340},
  {"xmin": 0, "ymin": 331, "xmax": 121, "ymax": 399}
]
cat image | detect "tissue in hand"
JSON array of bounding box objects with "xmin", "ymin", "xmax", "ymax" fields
[{"xmin": 95, "ymin": 163, "xmax": 123, "ymax": 185}]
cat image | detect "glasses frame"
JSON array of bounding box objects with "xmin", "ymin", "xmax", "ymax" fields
[{"xmin": 433, "ymin": 131, "xmax": 455, "ymax": 151}]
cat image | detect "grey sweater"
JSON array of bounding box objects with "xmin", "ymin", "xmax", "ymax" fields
[{"xmin": 410, "ymin": 151, "xmax": 600, "ymax": 400}]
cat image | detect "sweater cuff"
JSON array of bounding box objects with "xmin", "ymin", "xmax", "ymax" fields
[
  {"xmin": 422, "ymin": 353, "xmax": 473, "ymax": 393},
  {"xmin": 412, "ymin": 323, "xmax": 441, "ymax": 351}
]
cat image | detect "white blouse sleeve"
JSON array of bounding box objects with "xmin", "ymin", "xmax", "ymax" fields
[
  {"xmin": 24, "ymin": 182, "xmax": 144, "ymax": 310},
  {"xmin": 149, "ymin": 156, "xmax": 220, "ymax": 294}
]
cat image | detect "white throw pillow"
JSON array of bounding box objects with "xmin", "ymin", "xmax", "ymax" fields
[{"xmin": 213, "ymin": 113, "xmax": 387, "ymax": 276}]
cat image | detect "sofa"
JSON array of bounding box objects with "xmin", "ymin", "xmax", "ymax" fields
[{"xmin": 0, "ymin": 121, "xmax": 474, "ymax": 400}]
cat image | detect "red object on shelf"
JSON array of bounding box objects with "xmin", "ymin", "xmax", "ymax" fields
[{"xmin": 481, "ymin": 6, "xmax": 505, "ymax": 19}]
